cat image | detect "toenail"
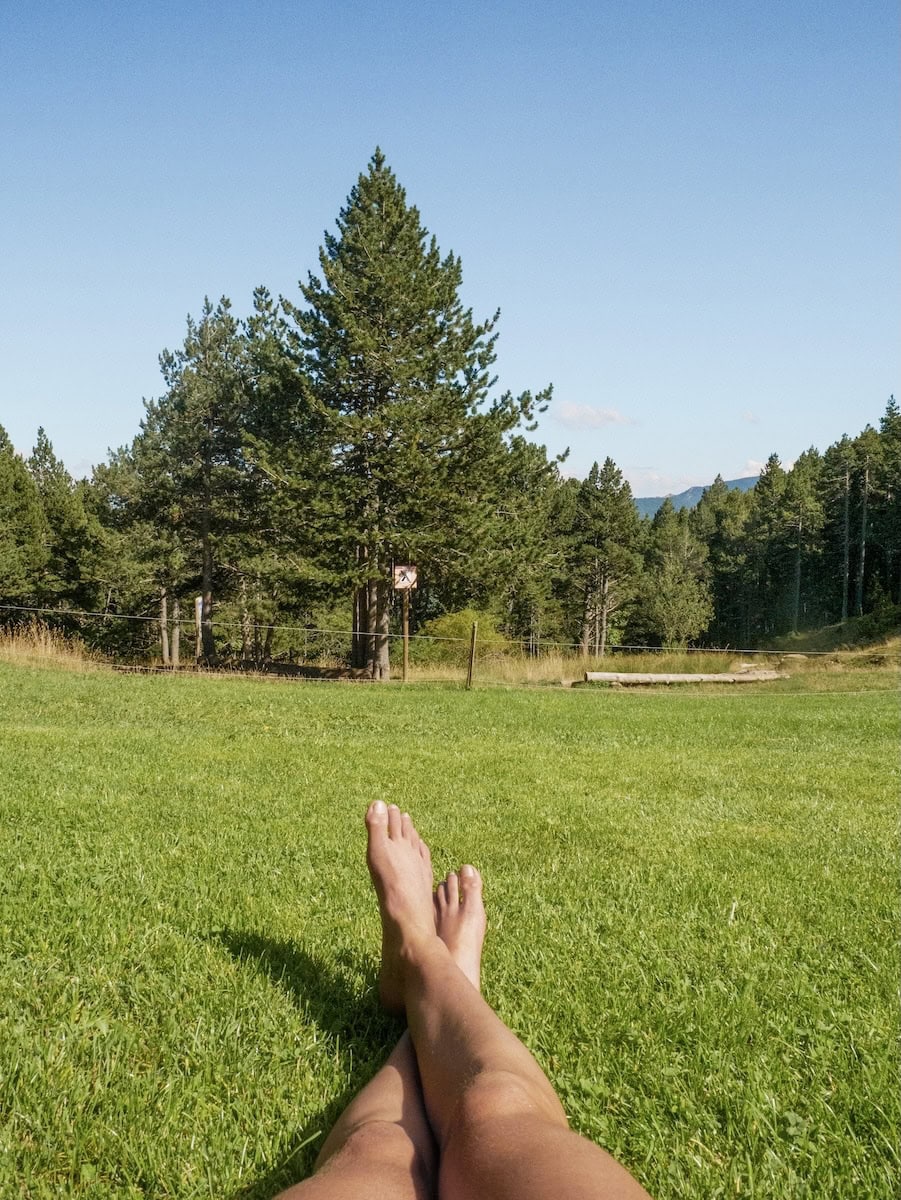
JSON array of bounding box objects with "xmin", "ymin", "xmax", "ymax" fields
[
  {"xmin": 370, "ymin": 800, "xmax": 387, "ymax": 816},
  {"xmin": 461, "ymin": 865, "xmax": 475, "ymax": 878}
]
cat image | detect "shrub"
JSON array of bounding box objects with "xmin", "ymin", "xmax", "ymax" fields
[{"xmin": 408, "ymin": 608, "xmax": 513, "ymax": 665}]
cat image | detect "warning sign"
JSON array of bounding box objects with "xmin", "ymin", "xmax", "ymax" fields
[{"xmin": 393, "ymin": 565, "xmax": 418, "ymax": 590}]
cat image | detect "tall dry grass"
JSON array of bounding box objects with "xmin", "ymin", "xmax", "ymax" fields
[
  {"xmin": 406, "ymin": 648, "xmax": 752, "ymax": 686},
  {"xmin": 0, "ymin": 621, "xmax": 103, "ymax": 671}
]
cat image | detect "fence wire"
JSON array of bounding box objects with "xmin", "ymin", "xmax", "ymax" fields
[{"xmin": 0, "ymin": 601, "xmax": 879, "ymax": 659}]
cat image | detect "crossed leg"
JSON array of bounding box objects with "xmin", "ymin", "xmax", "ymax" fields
[
  {"xmin": 278, "ymin": 802, "xmax": 651, "ymax": 1199},
  {"xmin": 274, "ymin": 1029, "xmax": 435, "ymax": 1200},
  {"xmin": 366, "ymin": 801, "xmax": 652, "ymax": 1200}
]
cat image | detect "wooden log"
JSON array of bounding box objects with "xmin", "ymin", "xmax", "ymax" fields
[{"xmin": 583, "ymin": 670, "xmax": 785, "ymax": 685}]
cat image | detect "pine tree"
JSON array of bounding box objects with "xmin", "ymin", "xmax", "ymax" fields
[
  {"xmin": 690, "ymin": 476, "xmax": 753, "ymax": 645},
  {"xmin": 631, "ymin": 499, "xmax": 712, "ymax": 647},
  {"xmin": 746, "ymin": 453, "xmax": 790, "ymax": 637},
  {"xmin": 850, "ymin": 425, "xmax": 882, "ymax": 616},
  {"xmin": 26, "ymin": 428, "xmax": 100, "ymax": 608},
  {"xmin": 241, "ymin": 285, "xmax": 346, "ymax": 632},
  {"xmin": 288, "ymin": 150, "xmax": 549, "ymax": 679},
  {"xmin": 570, "ymin": 458, "xmax": 641, "ymax": 656},
  {"xmin": 876, "ymin": 396, "xmax": 901, "ymax": 602},
  {"xmin": 153, "ymin": 297, "xmax": 250, "ymax": 662},
  {"xmin": 480, "ymin": 437, "xmax": 567, "ymax": 651},
  {"xmin": 0, "ymin": 425, "xmax": 48, "ymax": 608},
  {"xmin": 818, "ymin": 436, "xmax": 856, "ymax": 624},
  {"xmin": 783, "ymin": 449, "xmax": 824, "ymax": 634}
]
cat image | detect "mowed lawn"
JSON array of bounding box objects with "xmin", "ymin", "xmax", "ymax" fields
[{"xmin": 0, "ymin": 664, "xmax": 897, "ymax": 1199}]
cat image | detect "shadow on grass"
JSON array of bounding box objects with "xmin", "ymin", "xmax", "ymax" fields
[{"xmin": 214, "ymin": 929, "xmax": 400, "ymax": 1200}]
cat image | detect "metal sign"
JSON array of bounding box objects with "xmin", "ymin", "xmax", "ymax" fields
[{"xmin": 393, "ymin": 565, "xmax": 418, "ymax": 590}]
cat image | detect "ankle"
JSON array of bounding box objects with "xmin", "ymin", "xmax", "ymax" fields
[{"xmin": 399, "ymin": 929, "xmax": 448, "ymax": 975}]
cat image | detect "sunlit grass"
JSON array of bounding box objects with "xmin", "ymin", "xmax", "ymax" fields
[
  {"xmin": 0, "ymin": 662, "xmax": 897, "ymax": 1197},
  {"xmin": 0, "ymin": 620, "xmax": 103, "ymax": 672}
]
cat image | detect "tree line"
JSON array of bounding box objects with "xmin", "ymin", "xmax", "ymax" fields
[{"xmin": 2, "ymin": 152, "xmax": 898, "ymax": 675}]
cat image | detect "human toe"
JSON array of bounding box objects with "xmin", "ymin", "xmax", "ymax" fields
[{"xmin": 459, "ymin": 865, "xmax": 482, "ymax": 901}]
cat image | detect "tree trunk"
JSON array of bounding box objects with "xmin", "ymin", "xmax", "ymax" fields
[
  {"xmin": 855, "ymin": 458, "xmax": 868, "ymax": 617},
  {"xmin": 792, "ymin": 509, "xmax": 802, "ymax": 635},
  {"xmin": 263, "ymin": 623, "xmax": 275, "ymax": 662},
  {"xmin": 160, "ymin": 588, "xmax": 170, "ymax": 666},
  {"xmin": 200, "ymin": 470, "xmax": 216, "ymax": 663},
  {"xmin": 366, "ymin": 574, "xmax": 391, "ymax": 680},
  {"xmin": 599, "ymin": 574, "xmax": 610, "ymax": 658},
  {"xmin": 841, "ymin": 467, "xmax": 850, "ymax": 622},
  {"xmin": 171, "ymin": 597, "xmax": 181, "ymax": 668},
  {"xmin": 240, "ymin": 577, "xmax": 252, "ymax": 666},
  {"xmin": 351, "ymin": 544, "xmax": 368, "ymax": 669},
  {"xmin": 579, "ymin": 582, "xmax": 592, "ymax": 658},
  {"xmin": 592, "ymin": 559, "xmax": 600, "ymax": 654}
]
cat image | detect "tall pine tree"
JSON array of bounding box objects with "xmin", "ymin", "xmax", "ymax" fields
[
  {"xmin": 288, "ymin": 150, "xmax": 550, "ymax": 679},
  {"xmin": 0, "ymin": 425, "xmax": 48, "ymax": 609},
  {"xmin": 570, "ymin": 458, "xmax": 641, "ymax": 656}
]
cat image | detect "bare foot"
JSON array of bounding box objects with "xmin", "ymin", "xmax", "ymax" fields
[
  {"xmin": 365, "ymin": 801, "xmax": 436, "ymax": 1016},
  {"xmin": 434, "ymin": 865, "xmax": 486, "ymax": 992}
]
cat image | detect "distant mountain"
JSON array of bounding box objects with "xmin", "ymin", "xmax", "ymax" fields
[{"xmin": 633, "ymin": 476, "xmax": 759, "ymax": 519}]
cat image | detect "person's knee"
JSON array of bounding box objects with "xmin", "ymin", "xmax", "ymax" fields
[
  {"xmin": 334, "ymin": 1119, "xmax": 416, "ymax": 1165},
  {"xmin": 456, "ymin": 1069, "xmax": 565, "ymax": 1131},
  {"xmin": 327, "ymin": 1119, "xmax": 433, "ymax": 1189}
]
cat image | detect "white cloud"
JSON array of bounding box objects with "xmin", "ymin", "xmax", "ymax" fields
[
  {"xmin": 624, "ymin": 468, "xmax": 705, "ymax": 495},
  {"xmin": 554, "ymin": 402, "xmax": 636, "ymax": 430},
  {"xmin": 741, "ymin": 459, "xmax": 766, "ymax": 477},
  {"xmin": 740, "ymin": 410, "xmax": 760, "ymax": 424},
  {"xmin": 70, "ymin": 458, "xmax": 95, "ymax": 480}
]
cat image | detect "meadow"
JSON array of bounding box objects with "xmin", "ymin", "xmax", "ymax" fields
[{"xmin": 0, "ymin": 657, "xmax": 897, "ymax": 1198}]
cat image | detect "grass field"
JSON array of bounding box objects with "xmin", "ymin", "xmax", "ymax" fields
[{"xmin": 0, "ymin": 660, "xmax": 897, "ymax": 1198}]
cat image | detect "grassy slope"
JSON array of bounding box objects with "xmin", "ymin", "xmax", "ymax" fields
[{"xmin": 0, "ymin": 665, "xmax": 897, "ymax": 1198}]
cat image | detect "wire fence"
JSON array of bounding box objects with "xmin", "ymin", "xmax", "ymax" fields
[{"xmin": 0, "ymin": 601, "xmax": 881, "ymax": 660}]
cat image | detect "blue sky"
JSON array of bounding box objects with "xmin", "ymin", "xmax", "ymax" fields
[{"xmin": 1, "ymin": 0, "xmax": 897, "ymax": 495}]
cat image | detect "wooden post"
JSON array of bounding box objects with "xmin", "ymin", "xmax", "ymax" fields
[
  {"xmin": 402, "ymin": 588, "xmax": 410, "ymax": 683},
  {"xmin": 171, "ymin": 597, "xmax": 181, "ymax": 668},
  {"xmin": 466, "ymin": 621, "xmax": 478, "ymax": 690},
  {"xmin": 160, "ymin": 588, "xmax": 170, "ymax": 666},
  {"xmin": 194, "ymin": 595, "xmax": 203, "ymax": 662}
]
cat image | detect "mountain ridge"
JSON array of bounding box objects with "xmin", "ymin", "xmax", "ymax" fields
[{"xmin": 633, "ymin": 475, "xmax": 758, "ymax": 519}]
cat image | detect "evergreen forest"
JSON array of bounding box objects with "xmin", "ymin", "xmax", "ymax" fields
[{"xmin": 2, "ymin": 153, "xmax": 899, "ymax": 676}]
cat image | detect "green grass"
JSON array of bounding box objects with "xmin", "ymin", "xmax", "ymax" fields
[{"xmin": 0, "ymin": 663, "xmax": 897, "ymax": 1198}]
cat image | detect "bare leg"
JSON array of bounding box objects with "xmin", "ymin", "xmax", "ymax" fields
[
  {"xmin": 274, "ymin": 1029, "xmax": 436, "ymax": 1199},
  {"xmin": 274, "ymin": 809, "xmax": 437, "ymax": 1199},
  {"xmin": 367, "ymin": 801, "xmax": 652, "ymax": 1200}
]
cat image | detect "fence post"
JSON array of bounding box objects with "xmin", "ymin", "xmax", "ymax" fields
[
  {"xmin": 466, "ymin": 621, "xmax": 478, "ymax": 690},
  {"xmin": 194, "ymin": 596, "xmax": 203, "ymax": 662}
]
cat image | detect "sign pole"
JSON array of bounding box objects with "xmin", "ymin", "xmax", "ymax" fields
[
  {"xmin": 466, "ymin": 621, "xmax": 478, "ymax": 690},
  {"xmin": 402, "ymin": 588, "xmax": 410, "ymax": 683},
  {"xmin": 392, "ymin": 564, "xmax": 418, "ymax": 684}
]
